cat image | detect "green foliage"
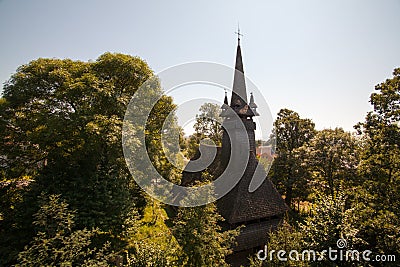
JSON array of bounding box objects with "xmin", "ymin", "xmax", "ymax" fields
[
  {"xmin": 260, "ymin": 193, "xmax": 361, "ymax": 266},
  {"xmin": 185, "ymin": 103, "xmax": 223, "ymax": 159},
  {"xmin": 127, "ymin": 201, "xmax": 181, "ymax": 267},
  {"xmin": 185, "ymin": 134, "xmax": 201, "ymax": 159},
  {"xmin": 347, "ymin": 187, "xmax": 400, "ymax": 260},
  {"xmin": 300, "ymin": 192, "xmax": 361, "ymax": 254},
  {"xmin": 270, "ymin": 109, "xmax": 316, "ymax": 207},
  {"xmin": 16, "ymin": 194, "xmax": 118, "ymax": 267},
  {"xmin": 262, "ymin": 222, "xmax": 309, "ymax": 267},
  {"xmin": 0, "ymin": 53, "xmax": 177, "ymax": 265},
  {"xmin": 356, "ymin": 68, "xmax": 400, "ymax": 186},
  {"xmin": 247, "ymin": 256, "xmax": 264, "ymax": 267},
  {"xmin": 194, "ymin": 103, "xmax": 223, "ymax": 144},
  {"xmin": 127, "ymin": 240, "xmax": 176, "ymax": 267},
  {"xmin": 352, "ymin": 67, "xmax": 400, "ymax": 260},
  {"xmin": 263, "ymin": 68, "xmax": 400, "ymax": 266},
  {"xmin": 302, "ymin": 128, "xmax": 359, "ymax": 197},
  {"xmin": 173, "ymin": 201, "xmax": 238, "ymax": 267},
  {"xmin": 173, "ymin": 177, "xmax": 238, "ymax": 267}
]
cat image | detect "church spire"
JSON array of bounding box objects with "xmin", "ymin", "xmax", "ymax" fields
[
  {"xmin": 221, "ymin": 29, "xmax": 257, "ymax": 118},
  {"xmin": 230, "ymin": 28, "xmax": 248, "ymax": 114},
  {"xmin": 235, "ymin": 25, "xmax": 243, "ymax": 45},
  {"xmin": 220, "ymin": 90, "xmax": 231, "ymax": 117},
  {"xmin": 249, "ymin": 92, "xmax": 259, "ymax": 116}
]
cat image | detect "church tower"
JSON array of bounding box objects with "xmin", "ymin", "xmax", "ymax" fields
[
  {"xmin": 181, "ymin": 32, "xmax": 287, "ymax": 265},
  {"xmin": 217, "ymin": 33, "xmax": 287, "ymax": 264},
  {"xmin": 220, "ymin": 31, "xmax": 259, "ymax": 164}
]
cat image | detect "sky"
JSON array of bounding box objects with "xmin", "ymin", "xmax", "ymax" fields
[{"xmin": 1, "ymin": 0, "xmax": 400, "ymax": 134}]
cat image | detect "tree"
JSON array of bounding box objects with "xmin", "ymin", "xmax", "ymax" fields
[
  {"xmin": 356, "ymin": 68, "xmax": 400, "ymax": 186},
  {"xmin": 0, "ymin": 53, "xmax": 179, "ymax": 264},
  {"xmin": 300, "ymin": 192, "xmax": 362, "ymax": 254},
  {"xmin": 173, "ymin": 174, "xmax": 238, "ymax": 267},
  {"xmin": 185, "ymin": 103, "xmax": 222, "ymax": 159},
  {"xmin": 346, "ymin": 186, "xmax": 400, "ymax": 264},
  {"xmin": 352, "ymin": 67, "xmax": 400, "ymax": 260},
  {"xmin": 185, "ymin": 134, "xmax": 201, "ymax": 159},
  {"xmin": 260, "ymin": 192, "xmax": 362, "ymax": 266},
  {"xmin": 173, "ymin": 202, "xmax": 238, "ymax": 267},
  {"xmin": 270, "ymin": 109, "xmax": 316, "ymax": 207},
  {"xmin": 303, "ymin": 128, "xmax": 359, "ymax": 197},
  {"xmin": 260, "ymin": 221, "xmax": 309, "ymax": 267},
  {"xmin": 16, "ymin": 194, "xmax": 117, "ymax": 267},
  {"xmin": 194, "ymin": 103, "xmax": 222, "ymax": 144}
]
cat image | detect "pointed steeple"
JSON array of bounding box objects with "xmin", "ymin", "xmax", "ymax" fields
[
  {"xmin": 220, "ymin": 90, "xmax": 232, "ymax": 117},
  {"xmin": 249, "ymin": 92, "xmax": 259, "ymax": 116},
  {"xmin": 230, "ymin": 35, "xmax": 248, "ymax": 110}
]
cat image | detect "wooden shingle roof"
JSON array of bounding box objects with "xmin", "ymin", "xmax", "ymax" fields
[
  {"xmin": 216, "ymin": 152, "xmax": 287, "ymax": 224},
  {"xmin": 181, "ymin": 150, "xmax": 287, "ymax": 224}
]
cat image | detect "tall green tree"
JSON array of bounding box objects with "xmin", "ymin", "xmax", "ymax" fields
[
  {"xmin": 270, "ymin": 109, "xmax": 316, "ymax": 207},
  {"xmin": 356, "ymin": 68, "xmax": 400, "ymax": 186},
  {"xmin": 303, "ymin": 128, "xmax": 359, "ymax": 197},
  {"xmin": 186, "ymin": 102, "xmax": 222, "ymax": 158},
  {"xmin": 352, "ymin": 67, "xmax": 400, "ymax": 259},
  {"xmin": 0, "ymin": 53, "xmax": 179, "ymax": 265}
]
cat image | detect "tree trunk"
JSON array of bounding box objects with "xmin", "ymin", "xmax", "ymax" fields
[{"xmin": 285, "ymin": 186, "xmax": 293, "ymax": 207}]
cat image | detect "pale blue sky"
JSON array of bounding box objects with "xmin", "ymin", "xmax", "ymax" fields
[{"xmin": 1, "ymin": 0, "xmax": 400, "ymax": 132}]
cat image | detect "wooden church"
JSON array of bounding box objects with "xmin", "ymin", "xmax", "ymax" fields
[{"xmin": 181, "ymin": 34, "xmax": 287, "ymax": 265}]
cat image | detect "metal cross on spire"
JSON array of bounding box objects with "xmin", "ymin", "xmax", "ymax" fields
[{"xmin": 235, "ymin": 25, "xmax": 243, "ymax": 44}]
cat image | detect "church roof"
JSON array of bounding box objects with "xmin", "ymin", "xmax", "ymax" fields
[
  {"xmin": 234, "ymin": 217, "xmax": 283, "ymax": 251},
  {"xmin": 217, "ymin": 152, "xmax": 287, "ymax": 224},
  {"xmin": 181, "ymin": 150, "xmax": 287, "ymax": 224}
]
